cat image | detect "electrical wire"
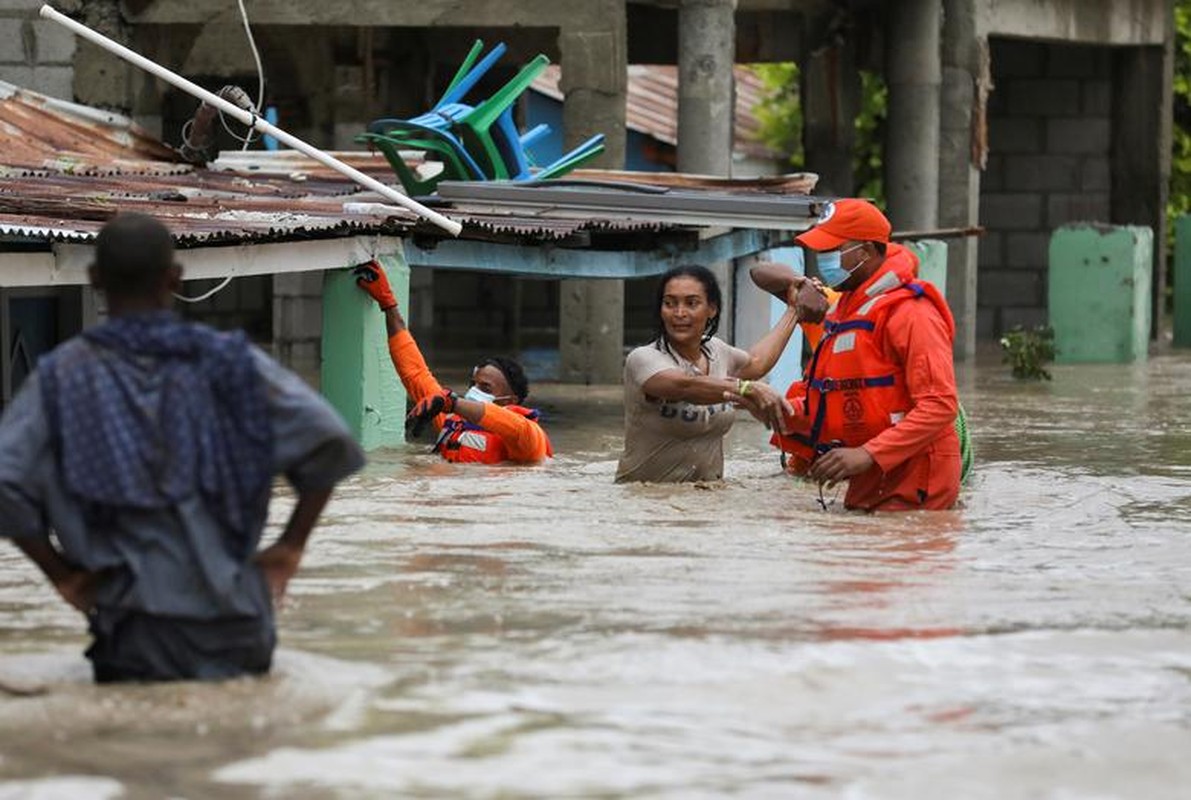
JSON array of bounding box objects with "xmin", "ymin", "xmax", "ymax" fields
[
  {"xmin": 173, "ymin": 275, "xmax": 235, "ymax": 304},
  {"xmin": 236, "ymin": 0, "xmax": 265, "ymax": 151}
]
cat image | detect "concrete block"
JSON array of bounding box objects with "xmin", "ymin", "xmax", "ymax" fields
[
  {"xmin": 1080, "ymin": 157, "xmax": 1111, "ymax": 191},
  {"xmin": 1174, "ymin": 216, "xmax": 1191, "ymax": 348},
  {"xmin": 1046, "ymin": 117, "xmax": 1110, "ymax": 154},
  {"xmin": 978, "ymin": 231, "xmax": 1003, "ymax": 268},
  {"xmin": 981, "ymin": 193, "xmax": 1043, "ymax": 231},
  {"xmin": 1008, "ymin": 79, "xmax": 1081, "ymax": 116},
  {"xmin": 1049, "ymin": 225, "xmax": 1151, "ymax": 362},
  {"xmin": 977, "ymin": 306, "xmax": 996, "ymax": 339},
  {"xmin": 1046, "ymin": 45, "xmax": 1100, "ymax": 79},
  {"xmin": 0, "ymin": 65, "xmax": 32, "ymax": 89},
  {"xmin": 273, "ymin": 271, "xmax": 322, "ymax": 298},
  {"xmin": 1082, "ymin": 80, "xmax": 1111, "ymax": 115},
  {"xmin": 322, "ymin": 253, "xmax": 408, "ymax": 450},
  {"xmin": 1047, "ymin": 193, "xmax": 1110, "ymax": 227},
  {"xmin": 237, "ymin": 274, "xmax": 268, "ymax": 309},
  {"xmin": 979, "ymin": 268, "xmax": 1042, "ymax": 308},
  {"xmin": 989, "ymin": 118, "xmax": 1043, "ymax": 154},
  {"xmin": 1006, "ymin": 232, "xmax": 1051, "ymax": 269},
  {"xmin": 991, "ymin": 40, "xmax": 1044, "ymax": 79},
  {"xmin": 28, "ymin": 65, "xmax": 72, "ymax": 100},
  {"xmin": 1004, "ymin": 155, "xmax": 1079, "ymax": 192},
  {"xmin": 31, "ymin": 19, "xmax": 75, "ymax": 64},
  {"xmin": 1001, "ymin": 306, "xmax": 1050, "ymax": 331},
  {"xmin": 0, "ymin": 19, "xmax": 28, "ymax": 63}
]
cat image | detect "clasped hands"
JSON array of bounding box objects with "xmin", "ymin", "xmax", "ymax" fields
[{"xmin": 723, "ymin": 379, "xmax": 794, "ymax": 433}]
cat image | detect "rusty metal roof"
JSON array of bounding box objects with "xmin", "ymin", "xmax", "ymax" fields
[
  {"xmin": 0, "ymin": 80, "xmax": 815, "ymax": 250},
  {"xmin": 531, "ymin": 64, "xmax": 776, "ymax": 159},
  {"xmin": 0, "ymin": 81, "xmax": 191, "ymax": 177}
]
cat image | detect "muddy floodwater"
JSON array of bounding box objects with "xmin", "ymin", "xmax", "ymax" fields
[{"xmin": 2, "ymin": 354, "xmax": 1190, "ymax": 799}]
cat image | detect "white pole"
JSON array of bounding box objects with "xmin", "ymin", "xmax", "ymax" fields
[{"xmin": 38, "ymin": 4, "xmax": 463, "ymax": 237}]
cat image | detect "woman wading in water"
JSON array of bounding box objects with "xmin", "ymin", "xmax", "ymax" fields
[{"xmin": 615, "ymin": 264, "xmax": 822, "ymax": 483}]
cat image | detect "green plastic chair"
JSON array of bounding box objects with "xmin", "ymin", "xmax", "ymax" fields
[
  {"xmin": 452, "ymin": 54, "xmax": 550, "ymax": 180},
  {"xmin": 355, "ymin": 131, "xmax": 470, "ymax": 196}
]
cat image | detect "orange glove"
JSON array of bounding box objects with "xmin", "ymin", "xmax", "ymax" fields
[
  {"xmin": 353, "ymin": 260, "xmax": 397, "ymax": 311},
  {"xmin": 406, "ymin": 388, "xmax": 457, "ymax": 437}
]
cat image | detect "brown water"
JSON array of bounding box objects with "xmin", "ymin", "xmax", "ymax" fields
[{"xmin": 2, "ymin": 355, "xmax": 1191, "ymax": 799}]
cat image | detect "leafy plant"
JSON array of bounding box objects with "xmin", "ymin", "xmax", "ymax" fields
[
  {"xmin": 1000, "ymin": 325, "xmax": 1056, "ymax": 380},
  {"xmin": 748, "ymin": 63, "xmax": 886, "ymax": 201}
]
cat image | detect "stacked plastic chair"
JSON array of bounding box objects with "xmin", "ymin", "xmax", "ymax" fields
[{"xmin": 359, "ymin": 40, "xmax": 606, "ymax": 196}]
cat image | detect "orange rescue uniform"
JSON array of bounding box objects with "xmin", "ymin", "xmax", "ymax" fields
[
  {"xmin": 387, "ymin": 330, "xmax": 552, "ymax": 464},
  {"xmin": 773, "ymin": 243, "xmax": 960, "ymax": 511}
]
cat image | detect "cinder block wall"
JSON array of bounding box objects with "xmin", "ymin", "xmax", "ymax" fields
[
  {"xmin": 979, "ymin": 39, "xmax": 1112, "ymax": 337},
  {"xmin": 0, "ymin": 1, "xmax": 75, "ymax": 99}
]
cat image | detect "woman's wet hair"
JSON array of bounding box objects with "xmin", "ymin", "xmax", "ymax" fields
[
  {"xmin": 94, "ymin": 212, "xmax": 176, "ymax": 297},
  {"xmin": 652, "ymin": 264, "xmax": 722, "ymax": 354},
  {"xmin": 477, "ymin": 356, "xmax": 529, "ymax": 403}
]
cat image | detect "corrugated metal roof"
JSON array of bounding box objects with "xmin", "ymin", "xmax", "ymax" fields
[
  {"xmin": 0, "ymin": 80, "xmax": 191, "ymax": 177},
  {"xmin": 0, "ymin": 168, "xmax": 681, "ymax": 246},
  {"xmin": 531, "ymin": 64, "xmax": 776, "ymax": 159},
  {"xmin": 0, "ymin": 81, "xmax": 810, "ymax": 251}
]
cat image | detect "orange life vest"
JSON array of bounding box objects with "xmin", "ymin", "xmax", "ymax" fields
[
  {"xmin": 434, "ymin": 405, "xmax": 551, "ymax": 464},
  {"xmin": 772, "ymin": 246, "xmax": 954, "ymax": 474}
]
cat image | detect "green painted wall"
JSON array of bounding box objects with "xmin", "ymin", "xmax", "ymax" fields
[
  {"xmin": 1175, "ymin": 216, "xmax": 1191, "ymax": 348},
  {"xmin": 321, "ymin": 253, "xmax": 409, "ymax": 450},
  {"xmin": 1049, "ymin": 225, "xmax": 1151, "ymax": 363},
  {"xmin": 906, "ymin": 239, "xmax": 948, "ymax": 296}
]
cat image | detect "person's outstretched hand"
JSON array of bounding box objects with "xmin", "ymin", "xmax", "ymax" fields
[
  {"xmin": 406, "ymin": 388, "xmax": 457, "ymax": 437},
  {"xmin": 725, "ymin": 380, "xmax": 794, "ymax": 433},
  {"xmin": 353, "ymin": 260, "xmax": 398, "ymax": 310}
]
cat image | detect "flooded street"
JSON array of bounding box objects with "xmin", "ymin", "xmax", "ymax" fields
[{"xmin": 2, "ymin": 354, "xmax": 1191, "ymax": 799}]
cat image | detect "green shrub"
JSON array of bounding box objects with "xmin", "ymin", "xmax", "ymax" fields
[{"xmin": 1000, "ymin": 326, "xmax": 1056, "ymax": 380}]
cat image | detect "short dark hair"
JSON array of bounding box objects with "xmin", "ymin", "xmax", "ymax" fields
[
  {"xmin": 94, "ymin": 212, "xmax": 175, "ymax": 297},
  {"xmin": 477, "ymin": 355, "xmax": 529, "ymax": 403},
  {"xmin": 652, "ymin": 264, "xmax": 722, "ymax": 348}
]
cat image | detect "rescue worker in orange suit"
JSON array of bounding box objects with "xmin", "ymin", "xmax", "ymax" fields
[
  {"xmin": 761, "ymin": 199, "xmax": 961, "ymax": 511},
  {"xmin": 354, "ymin": 261, "xmax": 552, "ymax": 464}
]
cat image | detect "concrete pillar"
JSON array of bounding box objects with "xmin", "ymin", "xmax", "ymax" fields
[
  {"xmin": 884, "ymin": 0, "xmax": 941, "ymax": 231},
  {"xmin": 937, "ymin": 0, "xmax": 981, "ymax": 360},
  {"xmin": 321, "ymin": 254, "xmax": 408, "ymax": 450},
  {"xmin": 1111, "ymin": 42, "xmax": 1173, "ymax": 341},
  {"xmin": 801, "ymin": 27, "xmax": 860, "ymax": 197},
  {"xmin": 677, "ymin": 0, "xmax": 736, "ymax": 177},
  {"xmin": 677, "ymin": 0, "xmax": 737, "ymax": 341},
  {"xmin": 557, "ymin": 8, "xmax": 628, "ymax": 383}
]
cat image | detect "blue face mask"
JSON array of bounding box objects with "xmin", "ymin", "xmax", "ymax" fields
[{"xmin": 816, "ymin": 245, "xmax": 868, "ymax": 288}]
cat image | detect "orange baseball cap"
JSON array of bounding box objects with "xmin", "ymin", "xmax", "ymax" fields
[{"xmin": 795, "ymin": 199, "xmax": 892, "ymax": 251}]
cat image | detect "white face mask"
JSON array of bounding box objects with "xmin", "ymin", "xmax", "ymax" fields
[{"xmin": 463, "ymin": 385, "xmax": 497, "ymax": 404}]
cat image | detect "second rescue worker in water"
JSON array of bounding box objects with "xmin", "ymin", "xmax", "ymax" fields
[
  {"xmin": 355, "ymin": 261, "xmax": 552, "ymax": 464},
  {"xmin": 771, "ymin": 199, "xmax": 962, "ymax": 511}
]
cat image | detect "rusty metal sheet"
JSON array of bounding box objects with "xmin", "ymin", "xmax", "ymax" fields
[
  {"xmin": 531, "ymin": 64, "xmax": 776, "ymax": 159},
  {"xmin": 0, "ymin": 81, "xmax": 189, "ymax": 176}
]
